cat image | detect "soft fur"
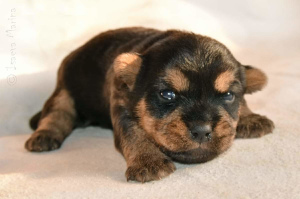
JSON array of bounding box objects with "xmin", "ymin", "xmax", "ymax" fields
[{"xmin": 25, "ymin": 27, "xmax": 274, "ymax": 183}]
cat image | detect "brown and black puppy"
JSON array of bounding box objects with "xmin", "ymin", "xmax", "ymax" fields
[{"xmin": 25, "ymin": 27, "xmax": 274, "ymax": 182}]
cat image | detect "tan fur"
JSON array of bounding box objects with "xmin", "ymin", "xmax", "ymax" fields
[
  {"xmin": 113, "ymin": 53, "xmax": 142, "ymax": 90},
  {"xmin": 213, "ymin": 108, "xmax": 236, "ymax": 152},
  {"xmin": 236, "ymin": 99, "xmax": 274, "ymax": 138},
  {"xmin": 214, "ymin": 70, "xmax": 235, "ymax": 92},
  {"xmin": 37, "ymin": 89, "xmax": 76, "ymax": 135},
  {"xmin": 239, "ymin": 99, "xmax": 252, "ymax": 117},
  {"xmin": 245, "ymin": 68, "xmax": 267, "ymax": 94},
  {"xmin": 165, "ymin": 69, "xmax": 190, "ymax": 92},
  {"xmin": 121, "ymin": 125, "xmax": 147, "ymax": 165},
  {"xmin": 136, "ymin": 98, "xmax": 199, "ymax": 151},
  {"xmin": 110, "ymin": 100, "xmax": 176, "ymax": 182}
]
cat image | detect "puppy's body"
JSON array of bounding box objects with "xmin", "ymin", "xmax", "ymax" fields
[
  {"xmin": 25, "ymin": 27, "xmax": 274, "ymax": 182},
  {"xmin": 58, "ymin": 28, "xmax": 163, "ymax": 128}
]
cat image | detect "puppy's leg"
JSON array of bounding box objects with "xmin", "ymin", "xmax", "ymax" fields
[
  {"xmin": 25, "ymin": 89, "xmax": 76, "ymax": 151},
  {"xmin": 29, "ymin": 111, "xmax": 42, "ymax": 130},
  {"xmin": 236, "ymin": 98, "xmax": 274, "ymax": 138},
  {"xmin": 111, "ymin": 105, "xmax": 176, "ymax": 183},
  {"xmin": 111, "ymin": 53, "xmax": 175, "ymax": 182}
]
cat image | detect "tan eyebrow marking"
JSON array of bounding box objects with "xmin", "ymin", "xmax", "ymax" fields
[
  {"xmin": 164, "ymin": 69, "xmax": 190, "ymax": 91},
  {"xmin": 214, "ymin": 71, "xmax": 235, "ymax": 92}
]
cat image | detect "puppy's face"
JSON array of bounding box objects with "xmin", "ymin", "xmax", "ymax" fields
[{"xmin": 114, "ymin": 33, "xmax": 266, "ymax": 163}]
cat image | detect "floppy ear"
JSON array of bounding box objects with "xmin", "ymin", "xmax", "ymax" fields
[
  {"xmin": 244, "ymin": 65, "xmax": 268, "ymax": 94},
  {"xmin": 113, "ymin": 53, "xmax": 142, "ymax": 90}
]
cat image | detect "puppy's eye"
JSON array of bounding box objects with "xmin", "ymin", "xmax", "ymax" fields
[
  {"xmin": 222, "ymin": 92, "xmax": 235, "ymax": 102},
  {"xmin": 160, "ymin": 90, "xmax": 176, "ymax": 100}
]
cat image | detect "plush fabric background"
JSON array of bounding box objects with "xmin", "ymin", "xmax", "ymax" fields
[{"xmin": 0, "ymin": 0, "xmax": 299, "ymax": 198}]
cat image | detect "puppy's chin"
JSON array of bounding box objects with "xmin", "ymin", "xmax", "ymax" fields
[
  {"xmin": 160, "ymin": 134, "xmax": 235, "ymax": 164},
  {"xmin": 162, "ymin": 147, "xmax": 219, "ymax": 164}
]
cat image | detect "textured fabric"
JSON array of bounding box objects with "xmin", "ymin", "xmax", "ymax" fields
[{"xmin": 1, "ymin": 0, "xmax": 299, "ymax": 198}]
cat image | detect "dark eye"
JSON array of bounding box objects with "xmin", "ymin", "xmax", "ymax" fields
[
  {"xmin": 222, "ymin": 92, "xmax": 235, "ymax": 102},
  {"xmin": 160, "ymin": 90, "xmax": 176, "ymax": 100}
]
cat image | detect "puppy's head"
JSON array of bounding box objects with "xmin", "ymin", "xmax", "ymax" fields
[{"xmin": 113, "ymin": 31, "xmax": 267, "ymax": 163}]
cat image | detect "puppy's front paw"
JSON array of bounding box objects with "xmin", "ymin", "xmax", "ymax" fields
[
  {"xmin": 25, "ymin": 130, "xmax": 62, "ymax": 152},
  {"xmin": 126, "ymin": 155, "xmax": 176, "ymax": 183},
  {"xmin": 236, "ymin": 114, "xmax": 274, "ymax": 138}
]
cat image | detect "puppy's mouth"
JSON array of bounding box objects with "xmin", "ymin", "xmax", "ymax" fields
[
  {"xmin": 143, "ymin": 114, "xmax": 236, "ymax": 163},
  {"xmin": 161, "ymin": 145, "xmax": 218, "ymax": 164}
]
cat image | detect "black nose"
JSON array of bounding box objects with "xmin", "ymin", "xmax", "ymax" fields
[{"xmin": 190, "ymin": 125, "xmax": 212, "ymax": 142}]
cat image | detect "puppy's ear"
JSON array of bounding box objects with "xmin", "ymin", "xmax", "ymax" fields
[
  {"xmin": 244, "ymin": 65, "xmax": 268, "ymax": 94},
  {"xmin": 113, "ymin": 53, "xmax": 142, "ymax": 90}
]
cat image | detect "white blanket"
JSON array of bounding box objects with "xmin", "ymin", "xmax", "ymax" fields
[{"xmin": 1, "ymin": 0, "xmax": 300, "ymax": 198}]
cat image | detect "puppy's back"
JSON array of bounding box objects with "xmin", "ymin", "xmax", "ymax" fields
[{"xmin": 58, "ymin": 27, "xmax": 167, "ymax": 127}]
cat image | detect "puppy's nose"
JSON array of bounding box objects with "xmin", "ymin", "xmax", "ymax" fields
[{"xmin": 190, "ymin": 125, "xmax": 212, "ymax": 142}]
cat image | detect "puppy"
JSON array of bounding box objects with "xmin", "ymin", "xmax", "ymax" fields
[{"xmin": 25, "ymin": 27, "xmax": 274, "ymax": 182}]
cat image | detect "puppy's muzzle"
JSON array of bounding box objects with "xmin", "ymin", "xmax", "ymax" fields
[{"xmin": 190, "ymin": 125, "xmax": 212, "ymax": 143}]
